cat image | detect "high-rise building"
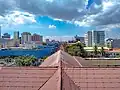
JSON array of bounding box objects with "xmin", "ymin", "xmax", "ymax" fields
[
  {"xmin": 85, "ymin": 30, "xmax": 105, "ymax": 47},
  {"xmin": 92, "ymin": 31, "xmax": 105, "ymax": 46},
  {"xmin": 85, "ymin": 31, "xmax": 92, "ymax": 47},
  {"xmin": 31, "ymin": 34, "xmax": 43, "ymax": 44},
  {"xmin": 40, "ymin": 36, "xmax": 43, "ymax": 43},
  {"xmin": 14, "ymin": 31, "xmax": 19, "ymax": 40},
  {"xmin": 92, "ymin": 31, "xmax": 98, "ymax": 45},
  {"xmin": 88, "ymin": 31, "xmax": 92, "ymax": 46},
  {"xmin": 32, "ymin": 34, "xmax": 42, "ymax": 41},
  {"xmin": 2, "ymin": 33, "xmax": 10, "ymax": 39},
  {"xmin": 21, "ymin": 32, "xmax": 31, "ymax": 44}
]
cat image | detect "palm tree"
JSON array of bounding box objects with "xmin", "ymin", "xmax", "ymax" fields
[
  {"xmin": 75, "ymin": 42, "xmax": 86, "ymax": 57},
  {"xmin": 94, "ymin": 45, "xmax": 98, "ymax": 57},
  {"xmin": 101, "ymin": 47, "xmax": 105, "ymax": 57}
]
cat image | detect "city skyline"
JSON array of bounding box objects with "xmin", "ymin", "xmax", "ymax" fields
[
  {"xmin": 0, "ymin": 29, "xmax": 119, "ymax": 42},
  {"xmin": 0, "ymin": 29, "xmax": 105, "ymax": 42},
  {"xmin": 0, "ymin": 0, "xmax": 120, "ymax": 40}
]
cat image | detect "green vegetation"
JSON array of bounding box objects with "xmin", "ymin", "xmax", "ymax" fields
[
  {"xmin": 93, "ymin": 46, "xmax": 106, "ymax": 57},
  {"xmin": 15, "ymin": 56, "xmax": 37, "ymax": 66},
  {"xmin": 107, "ymin": 42, "xmax": 112, "ymax": 48},
  {"xmin": 42, "ymin": 42, "xmax": 47, "ymax": 45},
  {"xmin": 41, "ymin": 56, "xmax": 48, "ymax": 60},
  {"xmin": 94, "ymin": 45, "xmax": 98, "ymax": 56},
  {"xmin": 101, "ymin": 47, "xmax": 105, "ymax": 56},
  {"xmin": 64, "ymin": 42, "xmax": 87, "ymax": 57},
  {"xmin": 0, "ymin": 56, "xmax": 40, "ymax": 66},
  {"xmin": 64, "ymin": 43, "xmax": 107, "ymax": 58}
]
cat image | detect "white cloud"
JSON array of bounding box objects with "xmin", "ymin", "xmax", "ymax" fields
[
  {"xmin": 54, "ymin": 18, "xmax": 63, "ymax": 21},
  {"xmin": 46, "ymin": 0, "xmax": 54, "ymax": 3},
  {"xmin": 0, "ymin": 11, "xmax": 36, "ymax": 27},
  {"xmin": 0, "ymin": 0, "xmax": 120, "ymax": 33},
  {"xmin": 73, "ymin": 14, "xmax": 97, "ymax": 27},
  {"xmin": 48, "ymin": 25, "xmax": 56, "ymax": 29},
  {"xmin": 102, "ymin": 1, "xmax": 114, "ymax": 11},
  {"xmin": 96, "ymin": 24, "xmax": 120, "ymax": 32},
  {"xmin": 74, "ymin": 20, "xmax": 89, "ymax": 27}
]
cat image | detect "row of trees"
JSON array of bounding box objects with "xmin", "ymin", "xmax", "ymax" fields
[
  {"xmin": 94, "ymin": 45, "xmax": 105, "ymax": 57},
  {"xmin": 64, "ymin": 42, "xmax": 87, "ymax": 57},
  {"xmin": 64, "ymin": 42, "xmax": 105, "ymax": 58}
]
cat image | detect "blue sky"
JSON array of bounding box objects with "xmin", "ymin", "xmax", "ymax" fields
[{"xmin": 0, "ymin": 0, "xmax": 120, "ymax": 41}]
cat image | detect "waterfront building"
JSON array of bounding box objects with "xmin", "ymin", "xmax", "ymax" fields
[
  {"xmin": 24, "ymin": 42, "xmax": 37, "ymax": 49},
  {"xmin": 2, "ymin": 33, "xmax": 10, "ymax": 39},
  {"xmin": 14, "ymin": 31, "xmax": 19, "ymax": 40},
  {"xmin": 4, "ymin": 39, "xmax": 20, "ymax": 48},
  {"xmin": 32, "ymin": 33, "xmax": 43, "ymax": 43},
  {"xmin": 21, "ymin": 32, "xmax": 31, "ymax": 44}
]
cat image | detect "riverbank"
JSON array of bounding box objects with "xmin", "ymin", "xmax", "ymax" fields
[{"xmin": 0, "ymin": 46, "xmax": 57, "ymax": 58}]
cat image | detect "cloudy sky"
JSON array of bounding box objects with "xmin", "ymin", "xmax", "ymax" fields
[{"xmin": 0, "ymin": 0, "xmax": 120, "ymax": 41}]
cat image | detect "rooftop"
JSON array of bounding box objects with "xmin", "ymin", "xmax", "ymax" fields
[
  {"xmin": 1, "ymin": 67, "xmax": 120, "ymax": 90},
  {"xmin": 40, "ymin": 50, "xmax": 83, "ymax": 67},
  {"xmin": 0, "ymin": 50, "xmax": 120, "ymax": 90}
]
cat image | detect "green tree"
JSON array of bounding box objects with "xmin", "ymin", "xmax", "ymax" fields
[
  {"xmin": 101, "ymin": 47, "xmax": 105, "ymax": 56},
  {"xmin": 76, "ymin": 43, "xmax": 86, "ymax": 57},
  {"xmin": 94, "ymin": 45, "xmax": 98, "ymax": 56},
  {"xmin": 66, "ymin": 45, "xmax": 76, "ymax": 56},
  {"xmin": 15, "ymin": 56, "xmax": 37, "ymax": 66},
  {"xmin": 65, "ymin": 42, "xmax": 87, "ymax": 57},
  {"xmin": 107, "ymin": 42, "xmax": 112, "ymax": 48},
  {"xmin": 42, "ymin": 42, "xmax": 47, "ymax": 45},
  {"xmin": 42, "ymin": 56, "xmax": 48, "ymax": 60}
]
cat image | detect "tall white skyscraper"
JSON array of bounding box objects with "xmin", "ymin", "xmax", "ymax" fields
[{"xmin": 85, "ymin": 31, "xmax": 92, "ymax": 47}]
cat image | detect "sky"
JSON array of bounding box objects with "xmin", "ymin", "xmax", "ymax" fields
[{"xmin": 0, "ymin": 0, "xmax": 120, "ymax": 41}]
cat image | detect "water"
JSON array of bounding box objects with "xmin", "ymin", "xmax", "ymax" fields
[{"xmin": 0, "ymin": 46, "xmax": 57, "ymax": 59}]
